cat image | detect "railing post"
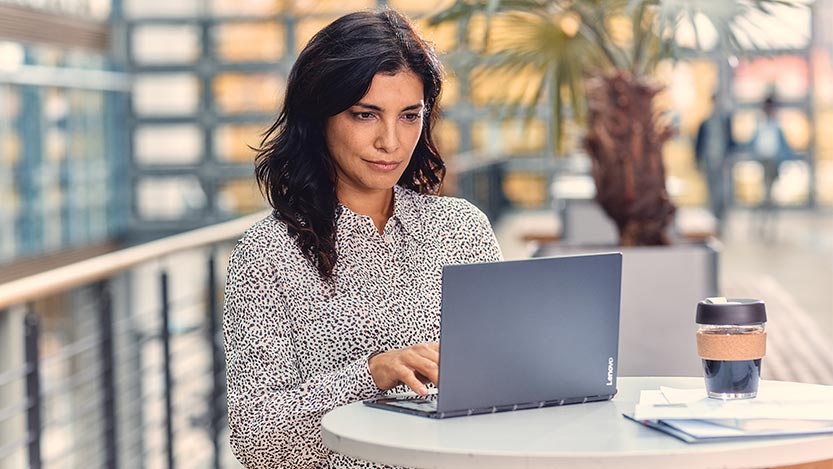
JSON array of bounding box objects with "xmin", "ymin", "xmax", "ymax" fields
[
  {"xmin": 97, "ymin": 281, "xmax": 118, "ymax": 469},
  {"xmin": 492, "ymin": 161, "xmax": 508, "ymax": 220},
  {"xmin": 160, "ymin": 271, "xmax": 174, "ymax": 469},
  {"xmin": 24, "ymin": 309, "xmax": 41, "ymax": 469},
  {"xmin": 206, "ymin": 251, "xmax": 223, "ymax": 469}
]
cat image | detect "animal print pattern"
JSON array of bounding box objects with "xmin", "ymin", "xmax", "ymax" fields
[{"xmin": 223, "ymin": 185, "xmax": 503, "ymax": 468}]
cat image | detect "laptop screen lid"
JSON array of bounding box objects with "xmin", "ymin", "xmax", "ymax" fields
[{"xmin": 436, "ymin": 252, "xmax": 622, "ymax": 414}]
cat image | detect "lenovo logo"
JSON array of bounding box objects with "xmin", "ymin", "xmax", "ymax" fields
[{"xmin": 606, "ymin": 357, "xmax": 615, "ymax": 386}]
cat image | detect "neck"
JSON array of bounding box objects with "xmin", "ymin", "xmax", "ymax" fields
[{"xmin": 338, "ymin": 186, "xmax": 395, "ymax": 233}]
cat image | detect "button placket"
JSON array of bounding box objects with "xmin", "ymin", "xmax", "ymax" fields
[
  {"xmin": 382, "ymin": 218, "xmax": 397, "ymax": 246},
  {"xmin": 379, "ymin": 223, "xmax": 398, "ymax": 322}
]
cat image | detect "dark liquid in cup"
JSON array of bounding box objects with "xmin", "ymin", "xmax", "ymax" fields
[{"xmin": 702, "ymin": 359, "xmax": 762, "ymax": 395}]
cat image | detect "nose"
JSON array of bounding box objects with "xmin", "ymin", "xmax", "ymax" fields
[{"xmin": 374, "ymin": 120, "xmax": 400, "ymax": 153}]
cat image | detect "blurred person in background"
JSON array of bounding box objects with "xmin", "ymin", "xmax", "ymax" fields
[
  {"xmin": 748, "ymin": 93, "xmax": 795, "ymax": 239},
  {"xmin": 695, "ymin": 93, "xmax": 736, "ymax": 235},
  {"xmin": 222, "ymin": 9, "xmax": 502, "ymax": 468}
]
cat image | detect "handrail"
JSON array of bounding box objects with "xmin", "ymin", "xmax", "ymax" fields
[
  {"xmin": 0, "ymin": 65, "xmax": 132, "ymax": 92},
  {"xmin": 447, "ymin": 151, "xmax": 506, "ymax": 173},
  {"xmin": 0, "ymin": 210, "xmax": 269, "ymax": 310},
  {"xmin": 0, "ymin": 155, "xmax": 512, "ymax": 311}
]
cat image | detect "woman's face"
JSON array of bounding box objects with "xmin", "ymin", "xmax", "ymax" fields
[{"xmin": 325, "ymin": 70, "xmax": 425, "ymax": 199}]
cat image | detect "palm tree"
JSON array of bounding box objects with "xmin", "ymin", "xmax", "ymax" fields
[{"xmin": 430, "ymin": 0, "xmax": 803, "ymax": 246}]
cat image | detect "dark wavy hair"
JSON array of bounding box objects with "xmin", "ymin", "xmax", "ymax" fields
[{"xmin": 254, "ymin": 9, "xmax": 445, "ymax": 280}]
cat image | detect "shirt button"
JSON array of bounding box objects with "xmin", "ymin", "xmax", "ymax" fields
[{"xmin": 384, "ymin": 234, "xmax": 394, "ymax": 244}]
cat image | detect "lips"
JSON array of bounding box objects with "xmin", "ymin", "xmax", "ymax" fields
[{"xmin": 364, "ymin": 159, "xmax": 401, "ymax": 172}]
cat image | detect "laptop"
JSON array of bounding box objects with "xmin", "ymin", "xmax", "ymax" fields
[{"xmin": 364, "ymin": 252, "xmax": 623, "ymax": 418}]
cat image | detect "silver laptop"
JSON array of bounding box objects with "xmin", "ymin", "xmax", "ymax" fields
[{"xmin": 364, "ymin": 252, "xmax": 623, "ymax": 418}]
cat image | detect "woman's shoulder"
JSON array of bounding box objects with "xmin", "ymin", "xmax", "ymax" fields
[
  {"xmin": 234, "ymin": 213, "xmax": 295, "ymax": 255},
  {"xmin": 397, "ymin": 186, "xmax": 489, "ymax": 227}
]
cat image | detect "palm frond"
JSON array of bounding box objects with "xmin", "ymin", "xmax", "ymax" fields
[
  {"xmin": 427, "ymin": 0, "xmax": 549, "ymax": 26},
  {"xmin": 570, "ymin": 2, "xmax": 629, "ymax": 69},
  {"xmin": 427, "ymin": 0, "xmax": 806, "ymax": 153},
  {"xmin": 630, "ymin": 1, "xmax": 648, "ymax": 73}
]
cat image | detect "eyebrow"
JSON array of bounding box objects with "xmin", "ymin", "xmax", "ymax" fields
[{"xmin": 354, "ymin": 102, "xmax": 424, "ymax": 112}]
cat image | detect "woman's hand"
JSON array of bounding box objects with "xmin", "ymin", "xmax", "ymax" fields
[{"xmin": 368, "ymin": 342, "xmax": 439, "ymax": 396}]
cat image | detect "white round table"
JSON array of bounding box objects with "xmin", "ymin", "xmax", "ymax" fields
[{"xmin": 321, "ymin": 377, "xmax": 833, "ymax": 469}]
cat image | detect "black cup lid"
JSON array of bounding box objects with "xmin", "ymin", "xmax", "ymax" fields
[{"xmin": 696, "ymin": 298, "xmax": 767, "ymax": 325}]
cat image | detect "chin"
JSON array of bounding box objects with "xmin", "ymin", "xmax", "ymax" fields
[
  {"xmin": 367, "ymin": 179, "xmax": 401, "ymax": 192},
  {"xmin": 366, "ymin": 173, "xmax": 406, "ymax": 190}
]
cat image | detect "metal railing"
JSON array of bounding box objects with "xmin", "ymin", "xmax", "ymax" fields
[
  {"xmin": 0, "ymin": 211, "xmax": 265, "ymax": 469},
  {"xmin": 449, "ymin": 152, "xmax": 514, "ymax": 223},
  {"xmin": 0, "ymin": 158, "xmax": 513, "ymax": 469}
]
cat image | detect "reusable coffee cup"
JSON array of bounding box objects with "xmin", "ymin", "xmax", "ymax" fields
[{"xmin": 696, "ymin": 297, "xmax": 767, "ymax": 399}]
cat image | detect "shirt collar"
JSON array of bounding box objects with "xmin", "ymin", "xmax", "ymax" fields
[
  {"xmin": 335, "ymin": 203, "xmax": 371, "ymax": 236},
  {"xmin": 391, "ymin": 185, "xmax": 423, "ymax": 239},
  {"xmin": 335, "ymin": 185, "xmax": 426, "ymax": 241}
]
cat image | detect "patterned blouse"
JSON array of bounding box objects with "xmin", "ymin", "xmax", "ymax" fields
[{"xmin": 223, "ymin": 185, "xmax": 503, "ymax": 468}]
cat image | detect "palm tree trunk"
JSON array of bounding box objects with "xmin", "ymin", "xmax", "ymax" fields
[{"xmin": 583, "ymin": 71, "xmax": 676, "ymax": 246}]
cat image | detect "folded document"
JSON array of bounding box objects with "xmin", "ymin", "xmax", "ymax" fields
[
  {"xmin": 624, "ymin": 414, "xmax": 833, "ymax": 443},
  {"xmin": 634, "ymin": 385, "xmax": 833, "ymax": 421},
  {"xmin": 626, "ymin": 383, "xmax": 833, "ymax": 443}
]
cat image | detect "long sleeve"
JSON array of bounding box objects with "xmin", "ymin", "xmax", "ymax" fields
[{"xmin": 223, "ymin": 244, "xmax": 382, "ymax": 468}]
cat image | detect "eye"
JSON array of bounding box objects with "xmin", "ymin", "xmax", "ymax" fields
[
  {"xmin": 402, "ymin": 112, "xmax": 422, "ymax": 123},
  {"xmin": 353, "ymin": 112, "xmax": 376, "ymax": 120}
]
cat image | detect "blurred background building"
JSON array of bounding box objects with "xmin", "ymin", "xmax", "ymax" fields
[
  {"xmin": 0, "ymin": 0, "xmax": 831, "ymax": 260},
  {"xmin": 1, "ymin": 0, "xmax": 831, "ymax": 468}
]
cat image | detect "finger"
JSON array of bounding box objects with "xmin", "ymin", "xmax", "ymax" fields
[
  {"xmin": 410, "ymin": 356, "xmax": 439, "ymax": 386},
  {"xmin": 398, "ymin": 369, "xmax": 428, "ymax": 396},
  {"xmin": 426, "ymin": 347, "xmax": 439, "ymax": 364},
  {"xmin": 414, "ymin": 372, "xmax": 429, "ymax": 384},
  {"xmin": 419, "ymin": 342, "xmax": 440, "ymax": 354},
  {"xmin": 401, "ymin": 350, "xmax": 438, "ymax": 383},
  {"xmin": 411, "ymin": 343, "xmax": 440, "ymax": 364}
]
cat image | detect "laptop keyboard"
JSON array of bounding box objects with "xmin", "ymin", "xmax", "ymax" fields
[{"xmin": 386, "ymin": 394, "xmax": 438, "ymax": 412}]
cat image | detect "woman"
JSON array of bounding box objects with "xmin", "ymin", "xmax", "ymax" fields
[{"xmin": 223, "ymin": 9, "xmax": 502, "ymax": 468}]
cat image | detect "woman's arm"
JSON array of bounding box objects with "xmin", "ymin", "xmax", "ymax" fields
[
  {"xmin": 223, "ymin": 245, "xmax": 381, "ymax": 468},
  {"xmin": 455, "ymin": 201, "xmax": 503, "ymax": 264}
]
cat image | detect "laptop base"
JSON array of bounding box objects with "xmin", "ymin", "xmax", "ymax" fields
[{"xmin": 364, "ymin": 391, "xmax": 618, "ymax": 419}]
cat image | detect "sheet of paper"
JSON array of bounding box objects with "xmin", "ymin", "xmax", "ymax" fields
[
  {"xmin": 633, "ymin": 383, "xmax": 833, "ymax": 421},
  {"xmin": 659, "ymin": 418, "xmax": 833, "ymax": 439},
  {"xmin": 634, "ymin": 400, "xmax": 833, "ymax": 421},
  {"xmin": 659, "ymin": 386, "xmax": 707, "ymax": 404},
  {"xmin": 662, "ymin": 419, "xmax": 748, "ymax": 438},
  {"xmin": 659, "ymin": 383, "xmax": 833, "ymax": 404},
  {"xmin": 638, "ymin": 390, "xmax": 670, "ymax": 405}
]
